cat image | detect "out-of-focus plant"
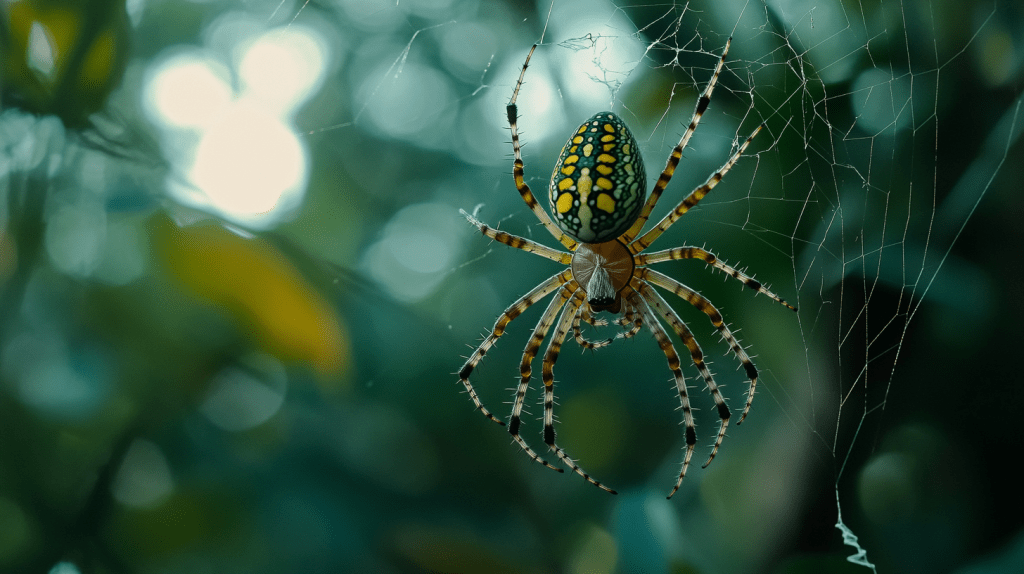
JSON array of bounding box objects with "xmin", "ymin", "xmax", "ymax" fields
[{"xmin": 1, "ymin": 0, "xmax": 130, "ymax": 127}]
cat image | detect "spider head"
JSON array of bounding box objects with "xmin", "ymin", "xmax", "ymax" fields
[
  {"xmin": 548, "ymin": 112, "xmax": 647, "ymax": 243},
  {"xmin": 588, "ymin": 292, "xmax": 622, "ymax": 314}
]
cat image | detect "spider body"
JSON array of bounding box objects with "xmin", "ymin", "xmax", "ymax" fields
[
  {"xmin": 458, "ymin": 38, "xmax": 797, "ymax": 498},
  {"xmin": 549, "ymin": 112, "xmax": 646, "ymax": 243},
  {"xmin": 570, "ymin": 239, "xmax": 633, "ymax": 312}
]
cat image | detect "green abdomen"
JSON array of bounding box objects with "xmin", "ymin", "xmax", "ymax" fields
[{"xmin": 548, "ymin": 112, "xmax": 647, "ymax": 244}]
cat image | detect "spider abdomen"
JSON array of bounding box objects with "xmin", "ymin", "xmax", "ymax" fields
[{"xmin": 549, "ymin": 112, "xmax": 647, "ymax": 243}]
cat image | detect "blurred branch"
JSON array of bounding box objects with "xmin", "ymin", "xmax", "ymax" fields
[{"xmin": 0, "ymin": 161, "xmax": 47, "ymax": 340}]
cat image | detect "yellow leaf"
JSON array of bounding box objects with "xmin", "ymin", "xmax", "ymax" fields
[{"xmin": 155, "ymin": 217, "xmax": 349, "ymax": 380}]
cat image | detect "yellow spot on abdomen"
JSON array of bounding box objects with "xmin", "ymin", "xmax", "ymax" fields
[
  {"xmin": 561, "ymin": 165, "xmax": 576, "ymax": 176},
  {"xmin": 597, "ymin": 153, "xmax": 615, "ymax": 163},
  {"xmin": 556, "ymin": 192, "xmax": 574, "ymax": 213},
  {"xmin": 596, "ymin": 164, "xmax": 612, "ymax": 175},
  {"xmin": 564, "ymin": 154, "xmax": 579, "ymax": 164},
  {"xmin": 576, "ymin": 168, "xmax": 594, "ymax": 238},
  {"xmin": 558, "ymin": 177, "xmax": 574, "ymax": 191},
  {"xmin": 603, "ymin": 123, "xmax": 615, "ymax": 133},
  {"xmin": 596, "ymin": 194, "xmax": 615, "ymax": 213},
  {"xmin": 578, "ymin": 169, "xmax": 592, "ymax": 195},
  {"xmin": 596, "ymin": 177, "xmax": 613, "ymax": 190},
  {"xmin": 582, "ymin": 143, "xmax": 594, "ymax": 157}
]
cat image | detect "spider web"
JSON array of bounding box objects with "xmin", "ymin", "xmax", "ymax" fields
[
  {"xmin": 3, "ymin": 0, "xmax": 1019, "ymax": 572},
  {"xmin": 276, "ymin": 0, "xmax": 1017, "ymax": 571},
  {"xmin": 485, "ymin": 1, "xmax": 1016, "ymax": 570},
  {"xmin": 539, "ymin": 1, "xmax": 1016, "ymax": 571}
]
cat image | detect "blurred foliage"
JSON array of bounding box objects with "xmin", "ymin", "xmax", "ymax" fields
[
  {"xmin": 1, "ymin": 0, "xmax": 1023, "ymax": 573},
  {"xmin": 154, "ymin": 216, "xmax": 349, "ymax": 380},
  {"xmin": 1, "ymin": 0, "xmax": 130, "ymax": 127}
]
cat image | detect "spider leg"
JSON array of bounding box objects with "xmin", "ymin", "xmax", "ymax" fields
[
  {"xmin": 639, "ymin": 246, "xmax": 797, "ymax": 311},
  {"xmin": 509, "ymin": 282, "xmax": 576, "ymax": 473},
  {"xmin": 630, "ymin": 124, "xmax": 763, "ymax": 254},
  {"xmin": 621, "ymin": 38, "xmax": 732, "ymax": 243},
  {"xmin": 614, "ymin": 301, "xmax": 644, "ymax": 341},
  {"xmin": 623, "ymin": 287, "xmax": 697, "ymax": 498},
  {"xmin": 581, "ymin": 306, "xmax": 608, "ymax": 327},
  {"xmin": 632, "ymin": 280, "xmax": 728, "ymax": 498},
  {"xmin": 542, "ymin": 290, "xmax": 617, "ymax": 494},
  {"xmin": 507, "ymin": 45, "xmax": 579, "ymax": 251},
  {"xmin": 461, "ymin": 209, "xmax": 572, "ymax": 265},
  {"xmin": 573, "ymin": 302, "xmax": 614, "ymax": 350},
  {"xmin": 641, "ymin": 267, "xmax": 760, "ymax": 425},
  {"xmin": 458, "ymin": 269, "xmax": 572, "ymax": 425}
]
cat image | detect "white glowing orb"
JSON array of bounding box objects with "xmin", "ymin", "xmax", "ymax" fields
[
  {"xmin": 143, "ymin": 52, "xmax": 232, "ymax": 129},
  {"xmin": 142, "ymin": 25, "xmax": 328, "ymax": 228},
  {"xmin": 188, "ymin": 103, "xmax": 307, "ymax": 223},
  {"xmin": 238, "ymin": 27, "xmax": 326, "ymax": 117}
]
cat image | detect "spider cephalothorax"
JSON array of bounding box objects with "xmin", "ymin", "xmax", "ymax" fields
[
  {"xmin": 570, "ymin": 239, "xmax": 633, "ymax": 312},
  {"xmin": 458, "ymin": 38, "xmax": 797, "ymax": 498}
]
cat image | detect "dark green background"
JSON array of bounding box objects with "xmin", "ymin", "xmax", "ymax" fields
[{"xmin": 1, "ymin": 0, "xmax": 1022, "ymax": 572}]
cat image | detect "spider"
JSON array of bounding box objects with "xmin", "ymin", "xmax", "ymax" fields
[{"xmin": 458, "ymin": 38, "xmax": 796, "ymax": 498}]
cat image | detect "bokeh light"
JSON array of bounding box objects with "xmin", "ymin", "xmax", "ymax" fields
[
  {"xmin": 26, "ymin": 21, "xmax": 58, "ymax": 82},
  {"xmin": 142, "ymin": 25, "xmax": 328, "ymax": 229},
  {"xmin": 112, "ymin": 439, "xmax": 175, "ymax": 509},
  {"xmin": 143, "ymin": 51, "xmax": 232, "ymax": 129},
  {"xmin": 362, "ymin": 201, "xmax": 466, "ymax": 302},
  {"xmin": 356, "ymin": 58, "xmax": 457, "ymax": 147},
  {"xmin": 1, "ymin": 0, "xmax": 1020, "ymax": 572},
  {"xmin": 850, "ymin": 67, "xmax": 914, "ymax": 135},
  {"xmin": 199, "ymin": 353, "xmax": 287, "ymax": 432}
]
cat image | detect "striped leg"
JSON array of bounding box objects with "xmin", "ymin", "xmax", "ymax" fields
[
  {"xmin": 635, "ymin": 278, "xmax": 729, "ymax": 462},
  {"xmin": 633, "ymin": 280, "xmax": 729, "ymax": 499},
  {"xmin": 630, "ymin": 124, "xmax": 763, "ymax": 254},
  {"xmin": 573, "ymin": 303, "xmax": 615, "ymax": 350},
  {"xmin": 621, "ymin": 38, "xmax": 732, "ymax": 243},
  {"xmin": 509, "ymin": 282, "xmax": 576, "ymax": 473},
  {"xmin": 507, "ymin": 45, "xmax": 579, "ymax": 251},
  {"xmin": 458, "ymin": 269, "xmax": 572, "ymax": 424},
  {"xmin": 580, "ymin": 306, "xmax": 609, "ymax": 327},
  {"xmin": 614, "ymin": 302, "xmax": 644, "ymax": 341},
  {"xmin": 461, "ymin": 209, "xmax": 572, "ymax": 265},
  {"xmin": 639, "ymin": 246, "xmax": 797, "ymax": 311},
  {"xmin": 542, "ymin": 290, "xmax": 617, "ymax": 494},
  {"xmin": 641, "ymin": 267, "xmax": 760, "ymax": 424},
  {"xmin": 623, "ymin": 287, "xmax": 698, "ymax": 499}
]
